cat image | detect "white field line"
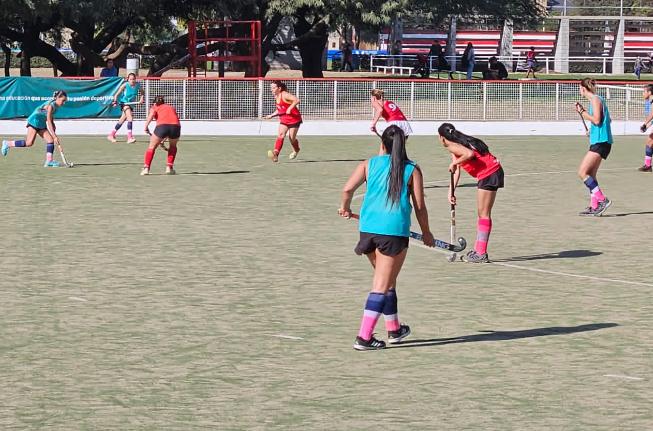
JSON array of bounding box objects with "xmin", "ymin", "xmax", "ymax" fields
[
  {"xmin": 603, "ymin": 374, "xmax": 644, "ymax": 381},
  {"xmin": 271, "ymin": 334, "xmax": 304, "ymax": 340}
]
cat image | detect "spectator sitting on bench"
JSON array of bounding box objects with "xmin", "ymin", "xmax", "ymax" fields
[{"xmin": 483, "ymin": 56, "xmax": 508, "ymax": 80}]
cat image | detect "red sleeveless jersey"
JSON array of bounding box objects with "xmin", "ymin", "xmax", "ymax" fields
[
  {"xmin": 151, "ymin": 103, "xmax": 180, "ymax": 126},
  {"xmin": 460, "ymin": 150, "xmax": 501, "ymax": 180},
  {"xmin": 276, "ymin": 94, "xmax": 302, "ymax": 125},
  {"xmin": 382, "ymin": 100, "xmax": 407, "ymax": 121}
]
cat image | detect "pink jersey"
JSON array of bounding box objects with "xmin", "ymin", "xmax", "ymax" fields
[
  {"xmin": 381, "ymin": 100, "xmax": 407, "ymax": 122},
  {"xmin": 276, "ymin": 94, "xmax": 302, "ymax": 125},
  {"xmin": 460, "ymin": 150, "xmax": 501, "ymax": 180}
]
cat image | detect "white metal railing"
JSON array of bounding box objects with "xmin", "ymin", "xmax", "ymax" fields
[
  {"xmin": 369, "ymin": 54, "xmax": 646, "ymax": 75},
  {"xmin": 132, "ymin": 79, "xmax": 645, "ymax": 122}
]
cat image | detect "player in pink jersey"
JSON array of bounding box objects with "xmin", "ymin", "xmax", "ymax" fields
[
  {"xmin": 264, "ymin": 80, "xmax": 302, "ymax": 163},
  {"xmin": 370, "ymin": 89, "xmax": 413, "ymax": 138},
  {"xmin": 438, "ymin": 123, "xmax": 504, "ymax": 263}
]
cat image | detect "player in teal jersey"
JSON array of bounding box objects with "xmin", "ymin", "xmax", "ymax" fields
[
  {"xmin": 108, "ymin": 73, "xmax": 144, "ymax": 144},
  {"xmin": 2, "ymin": 90, "xmax": 68, "ymax": 167}
]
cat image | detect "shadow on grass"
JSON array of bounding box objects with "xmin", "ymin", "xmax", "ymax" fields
[
  {"xmin": 391, "ymin": 323, "xmax": 618, "ymax": 349},
  {"xmin": 493, "ymin": 249, "xmax": 602, "ymax": 262},
  {"xmin": 292, "ymin": 159, "xmax": 365, "ymax": 164},
  {"xmin": 73, "ymin": 162, "xmax": 141, "ymax": 167},
  {"xmin": 179, "ymin": 170, "xmax": 250, "ymax": 175},
  {"xmin": 601, "ymin": 211, "xmax": 653, "ymax": 218}
]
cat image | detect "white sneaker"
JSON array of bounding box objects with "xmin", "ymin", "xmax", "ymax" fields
[
  {"xmin": 289, "ymin": 151, "xmax": 299, "ymax": 160},
  {"xmin": 107, "ymin": 134, "xmax": 117, "ymax": 143},
  {"xmin": 140, "ymin": 167, "xmax": 150, "ymax": 176},
  {"xmin": 127, "ymin": 137, "xmax": 137, "ymax": 144},
  {"xmin": 165, "ymin": 166, "xmax": 176, "ymax": 175},
  {"xmin": 267, "ymin": 150, "xmax": 279, "ymax": 163}
]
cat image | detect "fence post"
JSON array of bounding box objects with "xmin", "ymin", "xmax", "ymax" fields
[
  {"xmin": 482, "ymin": 82, "xmax": 487, "ymax": 121},
  {"xmin": 545, "ymin": 57, "xmax": 550, "ymax": 74},
  {"xmin": 370, "ymin": 54, "xmax": 374, "ymax": 72},
  {"xmin": 519, "ymin": 83, "xmax": 523, "ymax": 120},
  {"xmin": 555, "ymin": 82, "xmax": 560, "ymax": 121},
  {"xmin": 182, "ymin": 79, "xmax": 187, "ymax": 120},
  {"xmin": 258, "ymin": 79, "xmax": 263, "ymax": 119},
  {"xmin": 625, "ymin": 87, "xmax": 630, "ymax": 121},
  {"xmin": 333, "ymin": 80, "xmax": 338, "ymax": 121},
  {"xmin": 218, "ymin": 79, "xmax": 222, "ymax": 120},
  {"xmin": 602, "ymin": 58, "xmax": 607, "ymax": 74},
  {"xmin": 145, "ymin": 80, "xmax": 150, "ymax": 110},
  {"xmin": 410, "ymin": 81, "xmax": 415, "ymax": 120},
  {"xmin": 447, "ymin": 81, "xmax": 452, "ymax": 119}
]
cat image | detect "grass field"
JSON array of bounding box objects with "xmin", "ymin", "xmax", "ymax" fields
[{"xmin": 1, "ymin": 133, "xmax": 652, "ymax": 430}]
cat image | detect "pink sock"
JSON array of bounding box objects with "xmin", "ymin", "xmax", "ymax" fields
[
  {"xmin": 110, "ymin": 130, "xmax": 117, "ymax": 137},
  {"xmin": 46, "ymin": 152, "xmax": 53, "ymax": 162},
  {"xmin": 646, "ymin": 156, "xmax": 651, "ymax": 167},
  {"xmin": 384, "ymin": 315, "xmax": 400, "ymax": 332},
  {"xmin": 591, "ymin": 194, "xmax": 598, "ymax": 210},
  {"xmin": 593, "ymin": 188, "xmax": 605, "ymax": 202},
  {"xmin": 358, "ymin": 313, "xmax": 382, "ymax": 340},
  {"xmin": 475, "ymin": 218, "xmax": 492, "ymax": 255}
]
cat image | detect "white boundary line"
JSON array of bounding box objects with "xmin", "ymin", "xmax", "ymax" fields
[{"xmin": 603, "ymin": 374, "xmax": 644, "ymax": 381}]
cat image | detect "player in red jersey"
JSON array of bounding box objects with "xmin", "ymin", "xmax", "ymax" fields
[
  {"xmin": 264, "ymin": 80, "xmax": 302, "ymax": 163},
  {"xmin": 438, "ymin": 123, "xmax": 504, "ymax": 263},
  {"xmin": 141, "ymin": 96, "xmax": 181, "ymax": 176},
  {"xmin": 370, "ymin": 89, "xmax": 413, "ymax": 138}
]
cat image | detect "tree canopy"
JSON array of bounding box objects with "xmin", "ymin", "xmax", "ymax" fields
[{"xmin": 0, "ymin": 0, "xmax": 546, "ymax": 77}]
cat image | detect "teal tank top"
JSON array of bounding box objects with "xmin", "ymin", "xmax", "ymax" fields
[
  {"xmin": 360, "ymin": 155, "xmax": 416, "ymax": 237},
  {"xmin": 120, "ymin": 82, "xmax": 141, "ymax": 103},
  {"xmin": 27, "ymin": 101, "xmax": 57, "ymax": 129},
  {"xmin": 589, "ymin": 95, "xmax": 613, "ymax": 145}
]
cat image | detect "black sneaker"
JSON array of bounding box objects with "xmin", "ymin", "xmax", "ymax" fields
[
  {"xmin": 578, "ymin": 206, "xmax": 595, "ymax": 216},
  {"xmin": 593, "ymin": 197, "xmax": 612, "ymax": 216},
  {"xmin": 638, "ymin": 165, "xmax": 652, "ymax": 172},
  {"xmin": 388, "ymin": 324, "xmax": 411, "ymax": 344},
  {"xmin": 353, "ymin": 336, "xmax": 386, "ymax": 351},
  {"xmin": 461, "ymin": 250, "xmax": 490, "ymax": 263}
]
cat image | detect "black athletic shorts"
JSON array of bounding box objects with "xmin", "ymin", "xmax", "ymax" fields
[
  {"xmin": 478, "ymin": 167, "xmax": 505, "ymax": 191},
  {"xmin": 355, "ymin": 232, "xmax": 409, "ymax": 257},
  {"xmin": 589, "ymin": 142, "xmax": 611, "ymax": 160},
  {"xmin": 281, "ymin": 121, "xmax": 302, "ymax": 129},
  {"xmin": 26, "ymin": 123, "xmax": 46, "ymax": 132},
  {"xmin": 154, "ymin": 124, "xmax": 181, "ymax": 140}
]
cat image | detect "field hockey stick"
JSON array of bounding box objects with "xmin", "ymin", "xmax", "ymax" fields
[
  {"xmin": 345, "ymin": 213, "xmax": 467, "ymax": 253},
  {"xmin": 576, "ymin": 103, "xmax": 589, "ymax": 135},
  {"xmin": 56, "ymin": 141, "xmax": 74, "ymax": 167},
  {"xmin": 447, "ymin": 171, "xmax": 457, "ymax": 262},
  {"xmin": 145, "ymin": 128, "xmax": 169, "ymax": 151}
]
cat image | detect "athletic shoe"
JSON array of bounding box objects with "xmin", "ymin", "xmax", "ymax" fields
[
  {"xmin": 43, "ymin": 160, "xmax": 60, "ymax": 168},
  {"xmin": 593, "ymin": 197, "xmax": 612, "ymax": 216},
  {"xmin": 578, "ymin": 206, "xmax": 595, "ymax": 216},
  {"xmin": 638, "ymin": 165, "xmax": 652, "ymax": 172},
  {"xmin": 1, "ymin": 141, "xmax": 9, "ymax": 156},
  {"xmin": 388, "ymin": 324, "xmax": 411, "ymax": 344},
  {"xmin": 140, "ymin": 167, "xmax": 150, "ymax": 176},
  {"xmin": 267, "ymin": 149, "xmax": 279, "ymax": 163},
  {"xmin": 461, "ymin": 250, "xmax": 490, "ymax": 263},
  {"xmin": 127, "ymin": 137, "xmax": 137, "ymax": 144},
  {"xmin": 289, "ymin": 150, "xmax": 299, "ymax": 160},
  {"xmin": 165, "ymin": 166, "xmax": 176, "ymax": 175},
  {"xmin": 353, "ymin": 336, "xmax": 386, "ymax": 351},
  {"xmin": 107, "ymin": 134, "xmax": 117, "ymax": 143}
]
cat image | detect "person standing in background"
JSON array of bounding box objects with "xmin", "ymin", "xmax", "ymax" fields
[
  {"xmin": 100, "ymin": 59, "xmax": 118, "ymax": 77},
  {"xmin": 462, "ymin": 42, "xmax": 475, "ymax": 80}
]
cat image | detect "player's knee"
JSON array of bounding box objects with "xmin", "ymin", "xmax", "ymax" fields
[{"xmin": 277, "ymin": 133, "xmax": 285, "ymax": 140}]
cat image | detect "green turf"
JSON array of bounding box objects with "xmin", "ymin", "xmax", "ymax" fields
[{"xmin": 1, "ymin": 134, "xmax": 652, "ymax": 430}]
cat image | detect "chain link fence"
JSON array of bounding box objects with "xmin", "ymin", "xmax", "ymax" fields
[{"xmin": 136, "ymin": 79, "xmax": 645, "ymax": 122}]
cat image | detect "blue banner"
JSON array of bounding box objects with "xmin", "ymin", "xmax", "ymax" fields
[{"xmin": 0, "ymin": 77, "xmax": 127, "ymax": 120}]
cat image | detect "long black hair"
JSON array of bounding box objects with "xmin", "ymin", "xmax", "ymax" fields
[
  {"xmin": 382, "ymin": 125, "xmax": 411, "ymax": 206},
  {"xmin": 438, "ymin": 122, "xmax": 489, "ymax": 155},
  {"xmin": 645, "ymin": 84, "xmax": 653, "ymax": 95}
]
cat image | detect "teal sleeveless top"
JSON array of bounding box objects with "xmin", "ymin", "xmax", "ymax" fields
[
  {"xmin": 120, "ymin": 82, "xmax": 141, "ymax": 103},
  {"xmin": 360, "ymin": 155, "xmax": 416, "ymax": 237},
  {"xmin": 27, "ymin": 100, "xmax": 57, "ymax": 129},
  {"xmin": 589, "ymin": 95, "xmax": 613, "ymax": 145}
]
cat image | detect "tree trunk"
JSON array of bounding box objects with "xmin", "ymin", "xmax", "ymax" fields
[
  {"xmin": 19, "ymin": 50, "xmax": 31, "ymax": 76},
  {"xmin": 284, "ymin": 19, "xmax": 329, "ymax": 78},
  {"xmin": 1, "ymin": 44, "xmax": 10, "ymax": 77}
]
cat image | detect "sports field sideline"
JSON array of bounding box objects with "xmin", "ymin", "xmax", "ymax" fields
[{"xmin": 1, "ymin": 135, "xmax": 652, "ymax": 429}]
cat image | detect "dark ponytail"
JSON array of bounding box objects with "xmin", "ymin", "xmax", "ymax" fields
[
  {"xmin": 438, "ymin": 122, "xmax": 489, "ymax": 155},
  {"xmin": 52, "ymin": 90, "xmax": 67, "ymax": 99},
  {"xmin": 154, "ymin": 95, "xmax": 165, "ymax": 105},
  {"xmin": 271, "ymin": 80, "xmax": 288, "ymax": 92},
  {"xmin": 382, "ymin": 125, "xmax": 410, "ymax": 206}
]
